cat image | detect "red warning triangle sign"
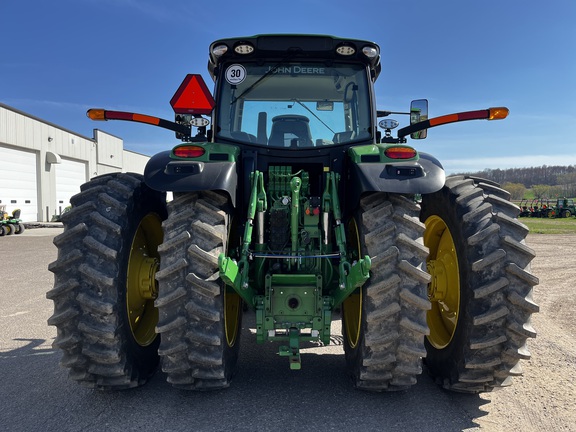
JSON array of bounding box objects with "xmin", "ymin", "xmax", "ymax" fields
[{"xmin": 170, "ymin": 74, "xmax": 215, "ymax": 115}]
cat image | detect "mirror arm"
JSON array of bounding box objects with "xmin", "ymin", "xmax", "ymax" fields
[
  {"xmin": 377, "ymin": 110, "xmax": 410, "ymax": 117},
  {"xmin": 397, "ymin": 108, "xmax": 506, "ymax": 139},
  {"xmin": 397, "ymin": 119, "xmax": 431, "ymax": 139},
  {"xmin": 381, "ymin": 136, "xmax": 406, "ymax": 144},
  {"xmin": 87, "ymin": 109, "xmax": 192, "ymax": 136}
]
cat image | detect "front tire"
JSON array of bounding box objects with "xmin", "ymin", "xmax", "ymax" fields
[
  {"xmin": 48, "ymin": 173, "xmax": 167, "ymax": 389},
  {"xmin": 420, "ymin": 176, "xmax": 539, "ymax": 393},
  {"xmin": 155, "ymin": 191, "xmax": 241, "ymax": 390},
  {"xmin": 342, "ymin": 193, "xmax": 430, "ymax": 391}
]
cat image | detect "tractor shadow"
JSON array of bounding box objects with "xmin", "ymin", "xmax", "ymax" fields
[
  {"xmin": 219, "ymin": 314, "xmax": 490, "ymax": 431},
  {"xmin": 0, "ymin": 331, "xmax": 489, "ymax": 431}
]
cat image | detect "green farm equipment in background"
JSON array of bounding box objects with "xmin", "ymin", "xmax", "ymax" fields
[
  {"xmin": 547, "ymin": 198, "xmax": 576, "ymax": 218},
  {"xmin": 519, "ymin": 199, "xmax": 531, "ymax": 217},
  {"xmin": 0, "ymin": 209, "xmax": 25, "ymax": 236}
]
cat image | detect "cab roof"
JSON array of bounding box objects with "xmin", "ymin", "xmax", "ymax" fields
[{"xmin": 208, "ymin": 34, "xmax": 381, "ymax": 81}]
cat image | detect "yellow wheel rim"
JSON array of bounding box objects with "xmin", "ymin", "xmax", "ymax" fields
[
  {"xmin": 126, "ymin": 213, "xmax": 163, "ymax": 346},
  {"xmin": 424, "ymin": 215, "xmax": 460, "ymax": 349},
  {"xmin": 343, "ymin": 218, "xmax": 362, "ymax": 349}
]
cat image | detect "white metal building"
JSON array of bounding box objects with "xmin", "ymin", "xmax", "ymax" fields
[{"xmin": 0, "ymin": 103, "xmax": 150, "ymax": 222}]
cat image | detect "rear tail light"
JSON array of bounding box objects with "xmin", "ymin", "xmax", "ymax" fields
[
  {"xmin": 384, "ymin": 146, "xmax": 417, "ymax": 159},
  {"xmin": 173, "ymin": 145, "xmax": 205, "ymax": 158}
]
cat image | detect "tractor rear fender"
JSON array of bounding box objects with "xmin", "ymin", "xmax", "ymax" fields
[
  {"xmin": 144, "ymin": 150, "xmax": 238, "ymax": 207},
  {"xmin": 349, "ymin": 151, "xmax": 445, "ymax": 204}
]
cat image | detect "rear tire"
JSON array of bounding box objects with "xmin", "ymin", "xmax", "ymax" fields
[
  {"xmin": 420, "ymin": 175, "xmax": 539, "ymax": 393},
  {"xmin": 343, "ymin": 193, "xmax": 430, "ymax": 391},
  {"xmin": 155, "ymin": 191, "xmax": 241, "ymax": 390},
  {"xmin": 48, "ymin": 173, "xmax": 167, "ymax": 389}
]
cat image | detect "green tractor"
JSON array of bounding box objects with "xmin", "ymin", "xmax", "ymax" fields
[
  {"xmin": 0, "ymin": 209, "xmax": 25, "ymax": 236},
  {"xmin": 547, "ymin": 198, "xmax": 576, "ymax": 218},
  {"xmin": 48, "ymin": 35, "xmax": 538, "ymax": 393}
]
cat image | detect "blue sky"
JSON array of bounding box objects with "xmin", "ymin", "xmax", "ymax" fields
[{"xmin": 2, "ymin": 0, "xmax": 575, "ymax": 174}]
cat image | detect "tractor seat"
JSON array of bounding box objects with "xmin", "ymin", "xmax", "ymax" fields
[{"xmin": 268, "ymin": 115, "xmax": 313, "ymax": 147}]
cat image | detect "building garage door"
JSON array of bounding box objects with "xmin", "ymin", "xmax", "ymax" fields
[
  {"xmin": 0, "ymin": 145, "xmax": 38, "ymax": 222},
  {"xmin": 55, "ymin": 158, "xmax": 87, "ymax": 216}
]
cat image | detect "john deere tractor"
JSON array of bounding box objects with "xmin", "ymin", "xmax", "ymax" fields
[
  {"xmin": 48, "ymin": 35, "xmax": 538, "ymax": 393},
  {"xmin": 547, "ymin": 198, "xmax": 576, "ymax": 218},
  {"xmin": 1, "ymin": 209, "xmax": 25, "ymax": 236}
]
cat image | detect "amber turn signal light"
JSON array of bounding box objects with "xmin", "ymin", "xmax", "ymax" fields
[
  {"xmin": 384, "ymin": 146, "xmax": 417, "ymax": 159},
  {"xmin": 488, "ymin": 107, "xmax": 509, "ymax": 120},
  {"xmin": 86, "ymin": 109, "xmax": 106, "ymax": 120}
]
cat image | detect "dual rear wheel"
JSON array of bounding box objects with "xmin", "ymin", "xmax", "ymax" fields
[
  {"xmin": 342, "ymin": 176, "xmax": 538, "ymax": 392},
  {"xmin": 48, "ymin": 174, "xmax": 240, "ymax": 390}
]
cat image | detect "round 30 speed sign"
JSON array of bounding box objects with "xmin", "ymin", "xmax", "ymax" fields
[{"xmin": 225, "ymin": 64, "xmax": 246, "ymax": 85}]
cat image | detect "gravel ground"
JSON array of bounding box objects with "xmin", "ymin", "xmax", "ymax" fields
[
  {"xmin": 472, "ymin": 234, "xmax": 576, "ymax": 431},
  {"xmin": 0, "ymin": 229, "xmax": 573, "ymax": 431}
]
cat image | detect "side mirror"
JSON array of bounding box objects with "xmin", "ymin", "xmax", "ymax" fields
[{"xmin": 410, "ymin": 99, "xmax": 428, "ymax": 139}]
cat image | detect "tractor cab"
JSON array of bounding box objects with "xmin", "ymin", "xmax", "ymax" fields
[{"xmin": 172, "ymin": 35, "xmax": 381, "ymax": 150}]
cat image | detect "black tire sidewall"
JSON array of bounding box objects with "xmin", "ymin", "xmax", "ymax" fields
[
  {"xmin": 420, "ymin": 186, "xmax": 474, "ymax": 381},
  {"xmin": 342, "ymin": 287, "xmax": 367, "ymax": 377},
  {"xmin": 342, "ymin": 212, "xmax": 368, "ymax": 377},
  {"xmin": 117, "ymin": 187, "xmax": 166, "ymax": 380}
]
